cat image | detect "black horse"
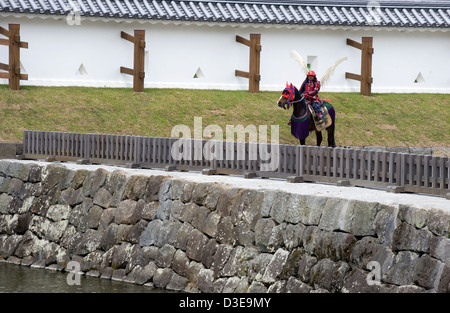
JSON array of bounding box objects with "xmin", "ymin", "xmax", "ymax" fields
[{"xmin": 277, "ymin": 83, "xmax": 336, "ymax": 147}]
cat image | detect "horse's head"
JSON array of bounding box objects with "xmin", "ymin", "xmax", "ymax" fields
[{"xmin": 277, "ymin": 82, "xmax": 297, "ymax": 110}]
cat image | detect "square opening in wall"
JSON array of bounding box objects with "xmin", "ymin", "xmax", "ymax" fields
[{"xmin": 307, "ymin": 56, "xmax": 318, "ymax": 71}]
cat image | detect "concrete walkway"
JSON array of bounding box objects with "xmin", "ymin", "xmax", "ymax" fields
[{"xmin": 11, "ymin": 159, "xmax": 450, "ymax": 213}]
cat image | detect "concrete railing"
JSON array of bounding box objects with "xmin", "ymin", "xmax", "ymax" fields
[{"xmin": 21, "ymin": 130, "xmax": 450, "ymax": 197}]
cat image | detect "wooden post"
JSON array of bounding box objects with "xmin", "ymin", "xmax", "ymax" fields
[
  {"xmin": 345, "ymin": 37, "xmax": 373, "ymax": 96},
  {"xmin": 120, "ymin": 30, "xmax": 145, "ymax": 92},
  {"xmin": 235, "ymin": 34, "xmax": 261, "ymax": 93},
  {"xmin": 0, "ymin": 24, "xmax": 28, "ymax": 90}
]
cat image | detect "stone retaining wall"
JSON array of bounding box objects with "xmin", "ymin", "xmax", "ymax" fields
[{"xmin": 0, "ymin": 160, "xmax": 449, "ymax": 293}]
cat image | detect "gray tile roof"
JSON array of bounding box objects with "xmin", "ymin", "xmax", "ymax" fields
[{"xmin": 1, "ymin": 0, "xmax": 449, "ymax": 29}]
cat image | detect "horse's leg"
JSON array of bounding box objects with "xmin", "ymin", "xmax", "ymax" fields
[
  {"xmin": 299, "ymin": 139, "xmax": 306, "ymax": 145},
  {"xmin": 315, "ymin": 131, "xmax": 322, "ymax": 146},
  {"xmin": 327, "ymin": 126, "xmax": 336, "ymax": 147}
]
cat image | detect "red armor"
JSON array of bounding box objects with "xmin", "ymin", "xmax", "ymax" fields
[{"xmin": 303, "ymin": 80, "xmax": 320, "ymax": 98}]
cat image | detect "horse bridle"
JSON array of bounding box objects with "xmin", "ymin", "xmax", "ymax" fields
[{"xmin": 281, "ymin": 86, "xmax": 304, "ymax": 109}]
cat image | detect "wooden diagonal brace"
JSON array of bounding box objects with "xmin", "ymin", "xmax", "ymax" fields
[
  {"xmin": 0, "ymin": 62, "xmax": 8, "ymax": 71},
  {"xmin": 0, "ymin": 26, "xmax": 9, "ymax": 37},
  {"xmin": 121, "ymin": 31, "xmax": 135, "ymax": 43},
  {"xmin": 235, "ymin": 34, "xmax": 261, "ymax": 93},
  {"xmin": 120, "ymin": 30, "xmax": 145, "ymax": 92},
  {"xmin": 1, "ymin": 24, "xmax": 28, "ymax": 90},
  {"xmin": 345, "ymin": 37, "xmax": 373, "ymax": 96},
  {"xmin": 120, "ymin": 66, "xmax": 134, "ymax": 76}
]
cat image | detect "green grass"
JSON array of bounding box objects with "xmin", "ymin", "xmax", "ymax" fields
[{"xmin": 0, "ymin": 85, "xmax": 449, "ymax": 147}]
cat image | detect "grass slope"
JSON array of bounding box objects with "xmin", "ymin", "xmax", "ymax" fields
[{"xmin": 0, "ymin": 85, "xmax": 449, "ymax": 147}]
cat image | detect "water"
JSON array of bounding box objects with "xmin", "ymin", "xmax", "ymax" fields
[{"xmin": 0, "ymin": 262, "xmax": 165, "ymax": 293}]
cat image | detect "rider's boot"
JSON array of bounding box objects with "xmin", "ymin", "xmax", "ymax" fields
[{"xmin": 317, "ymin": 112, "xmax": 323, "ymax": 123}]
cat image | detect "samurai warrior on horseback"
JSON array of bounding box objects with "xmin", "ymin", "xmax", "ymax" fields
[{"xmin": 299, "ymin": 70, "xmax": 324, "ymax": 123}]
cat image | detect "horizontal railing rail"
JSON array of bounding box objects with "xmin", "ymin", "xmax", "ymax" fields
[{"xmin": 22, "ymin": 130, "xmax": 449, "ymax": 197}]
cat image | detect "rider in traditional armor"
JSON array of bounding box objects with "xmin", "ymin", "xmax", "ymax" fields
[{"xmin": 300, "ymin": 70, "xmax": 323, "ymax": 123}]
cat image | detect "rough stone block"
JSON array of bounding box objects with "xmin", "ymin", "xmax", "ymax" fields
[
  {"xmin": 285, "ymin": 277, "xmax": 313, "ymax": 293},
  {"xmin": 374, "ymin": 204, "xmax": 398, "ymax": 246},
  {"xmin": 221, "ymin": 246, "xmax": 244, "ymax": 277},
  {"xmin": 310, "ymin": 258, "xmax": 351, "ymax": 292},
  {"xmin": 261, "ymin": 248, "xmax": 289, "ymax": 283},
  {"xmin": 302, "ymin": 226, "xmax": 322, "ymax": 255},
  {"xmin": 384, "ymin": 251, "xmax": 419, "ymax": 286},
  {"xmin": 349, "ymin": 236, "xmax": 394, "ymax": 275},
  {"xmin": 197, "ymin": 268, "xmax": 214, "ymax": 293},
  {"xmin": 412, "ymin": 254, "xmax": 448, "ymax": 291},
  {"xmin": 216, "ymin": 188, "xmax": 240, "ymax": 217},
  {"xmin": 126, "ymin": 219, "xmax": 148, "ymax": 244},
  {"xmin": 269, "ymin": 191, "xmax": 289, "ymax": 224},
  {"xmin": 139, "ymin": 219, "xmax": 162, "ymax": 247},
  {"xmin": 204, "ymin": 183, "xmax": 223, "ymax": 210},
  {"xmin": 167, "ymin": 272, "xmax": 188, "ymax": 291},
  {"xmin": 114, "ymin": 199, "xmax": 141, "ymax": 225},
  {"xmin": 430, "ymin": 236, "xmax": 450, "ymax": 264},
  {"xmin": 0, "ymin": 234, "xmax": 22, "ymax": 258},
  {"xmin": 200, "ymin": 239, "xmax": 218, "ymax": 269},
  {"xmin": 398, "ymin": 204, "xmax": 429, "ymax": 229},
  {"xmin": 342, "ymin": 268, "xmax": 395, "ymax": 293},
  {"xmin": 282, "ymin": 223, "xmax": 306, "ymax": 250},
  {"xmin": 213, "ymin": 244, "xmax": 233, "ymax": 278},
  {"xmin": 192, "ymin": 182, "xmax": 209, "ymax": 206},
  {"xmin": 111, "ymin": 242, "xmax": 135, "ymax": 270},
  {"xmin": 284, "ymin": 194, "xmax": 304, "ymax": 224},
  {"xmin": 186, "ymin": 229, "xmax": 208, "ymax": 262},
  {"xmin": 231, "ymin": 189, "xmax": 263, "ymax": 230},
  {"xmin": 392, "ymin": 222, "xmax": 433, "ymax": 253},
  {"xmin": 100, "ymin": 223, "xmax": 119, "ymax": 251},
  {"xmin": 319, "ymin": 199, "xmax": 380, "ymax": 236},
  {"xmin": 122, "ymin": 175, "xmax": 149, "ymax": 201},
  {"xmin": 300, "ymin": 195, "xmax": 327, "ymax": 226},
  {"xmin": 255, "ymin": 218, "xmax": 276, "ymax": 252},
  {"xmin": 46, "ymin": 204, "xmax": 71, "ymax": 222},
  {"xmin": 172, "ymin": 249, "xmax": 190, "ymax": 277},
  {"xmin": 247, "ymin": 281, "xmax": 267, "ymax": 293},
  {"xmin": 0, "ymin": 193, "xmax": 13, "ymax": 214},
  {"xmin": 41, "ymin": 165, "xmax": 66, "ymax": 191},
  {"xmin": 317, "ymin": 231, "xmax": 357, "ymax": 262},
  {"xmin": 93, "ymin": 188, "xmax": 112, "ymax": 209},
  {"xmin": 216, "ymin": 216, "xmax": 235, "ymax": 245},
  {"xmin": 76, "ymin": 229, "xmax": 102, "ymax": 256},
  {"xmin": 155, "ymin": 244, "xmax": 176, "ymax": 268},
  {"xmin": 203, "ymin": 212, "xmax": 221, "ymax": 238},
  {"xmin": 427, "ymin": 209, "xmax": 450, "ymax": 237}
]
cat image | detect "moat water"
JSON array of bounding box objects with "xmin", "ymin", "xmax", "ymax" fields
[{"xmin": 0, "ymin": 262, "xmax": 165, "ymax": 293}]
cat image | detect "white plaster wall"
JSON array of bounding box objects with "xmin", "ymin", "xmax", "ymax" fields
[{"xmin": 1, "ymin": 14, "xmax": 449, "ymax": 93}]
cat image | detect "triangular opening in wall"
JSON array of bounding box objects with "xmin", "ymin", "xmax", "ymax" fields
[
  {"xmin": 20, "ymin": 62, "xmax": 27, "ymax": 75},
  {"xmin": 76, "ymin": 63, "xmax": 88, "ymax": 76},
  {"xmin": 193, "ymin": 67, "xmax": 204, "ymax": 79},
  {"xmin": 414, "ymin": 72, "xmax": 425, "ymax": 83}
]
